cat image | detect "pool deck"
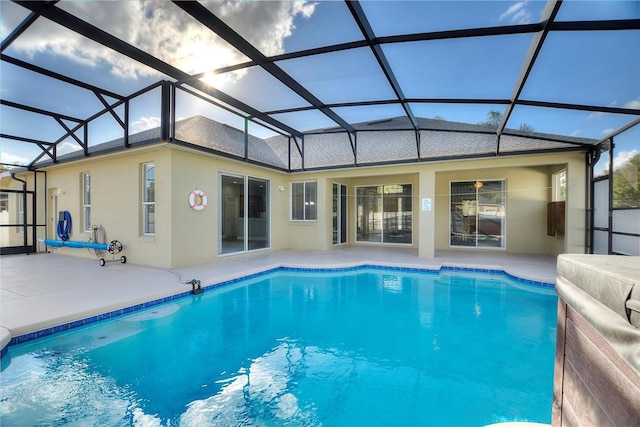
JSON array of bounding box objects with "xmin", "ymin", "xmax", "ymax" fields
[{"xmin": 0, "ymin": 247, "xmax": 558, "ymax": 353}]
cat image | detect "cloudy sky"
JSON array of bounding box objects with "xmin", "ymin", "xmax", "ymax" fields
[{"xmin": 0, "ymin": 0, "xmax": 638, "ymax": 167}]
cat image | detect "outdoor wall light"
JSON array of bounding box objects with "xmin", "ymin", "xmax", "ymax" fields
[
  {"xmin": 55, "ymin": 188, "xmax": 65, "ymax": 196},
  {"xmin": 278, "ymin": 185, "xmax": 285, "ymax": 192}
]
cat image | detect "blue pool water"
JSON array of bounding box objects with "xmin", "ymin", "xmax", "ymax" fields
[{"xmin": 1, "ymin": 267, "xmax": 557, "ymax": 426}]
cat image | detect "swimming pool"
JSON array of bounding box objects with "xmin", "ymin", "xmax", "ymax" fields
[{"xmin": 1, "ymin": 266, "xmax": 557, "ymax": 426}]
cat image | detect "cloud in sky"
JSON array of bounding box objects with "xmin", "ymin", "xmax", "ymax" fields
[
  {"xmin": 499, "ymin": 1, "xmax": 534, "ymax": 25},
  {"xmin": 624, "ymin": 99, "xmax": 640, "ymax": 109},
  {"xmin": 132, "ymin": 116, "xmax": 161, "ymax": 134},
  {"xmin": 597, "ymin": 149, "xmax": 639, "ymax": 175},
  {"xmin": 5, "ymin": 1, "xmax": 316, "ymax": 82}
]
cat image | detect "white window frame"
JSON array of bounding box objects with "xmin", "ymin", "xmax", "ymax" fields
[
  {"xmin": 82, "ymin": 172, "xmax": 91, "ymax": 232},
  {"xmin": 355, "ymin": 183, "xmax": 413, "ymax": 245},
  {"xmin": 449, "ymin": 179, "xmax": 507, "ymax": 250},
  {"xmin": 291, "ymin": 180, "xmax": 317, "ymax": 221},
  {"xmin": 553, "ymin": 169, "xmax": 567, "ymax": 202},
  {"xmin": 142, "ymin": 163, "xmax": 155, "ymax": 236}
]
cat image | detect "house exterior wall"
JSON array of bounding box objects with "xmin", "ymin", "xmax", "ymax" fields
[{"xmin": 4, "ymin": 145, "xmax": 587, "ymax": 268}]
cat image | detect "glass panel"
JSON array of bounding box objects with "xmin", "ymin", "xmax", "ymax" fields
[
  {"xmin": 357, "ymin": 186, "xmax": 382, "ymax": 243},
  {"xmin": 247, "ymin": 178, "xmax": 269, "ymax": 251},
  {"xmin": 1, "ymin": 61, "xmax": 105, "ymax": 119},
  {"xmin": 262, "ymin": 134, "xmax": 290, "ymax": 170},
  {"xmin": 382, "ymin": 184, "xmax": 412, "ymax": 244},
  {"xmin": 612, "ymin": 234, "xmax": 639, "ymax": 256},
  {"xmin": 421, "ymin": 130, "xmax": 496, "ymax": 159},
  {"xmin": 58, "ymin": 1, "xmax": 249, "ymax": 75},
  {"xmin": 593, "ymin": 179, "xmax": 609, "ymax": 229},
  {"xmin": 220, "ymin": 174, "xmax": 245, "ymax": 255},
  {"xmin": 305, "ymin": 181, "xmax": 317, "ymax": 221},
  {"xmin": 362, "ymin": 1, "xmax": 546, "ymax": 36},
  {"xmin": 499, "ymin": 135, "xmax": 576, "ymax": 154},
  {"xmin": 450, "ymin": 181, "xmax": 477, "ymax": 247},
  {"xmin": 247, "ymin": 123, "xmax": 287, "ymax": 169},
  {"xmin": 143, "ymin": 164, "xmax": 155, "ymax": 203},
  {"xmin": 333, "ymin": 184, "xmax": 339, "ymax": 245},
  {"xmin": 332, "ymin": 183, "xmax": 348, "ymax": 245},
  {"xmin": 143, "ymin": 204, "xmax": 155, "ymax": 235},
  {"xmin": 556, "ymin": 1, "xmax": 639, "ymax": 22},
  {"xmin": 383, "ymin": 34, "xmax": 533, "ymax": 99},
  {"xmin": 276, "ymin": 48, "xmax": 395, "ymax": 104},
  {"xmin": 357, "ymin": 131, "xmax": 417, "ymax": 164},
  {"xmin": 303, "ymin": 133, "xmax": 354, "ymax": 169},
  {"xmin": 216, "ymin": 66, "xmax": 310, "ymax": 112},
  {"xmin": 521, "ymin": 31, "xmax": 640, "ymax": 108},
  {"xmin": 410, "ymin": 103, "xmax": 508, "ymax": 126},
  {"xmin": 612, "ymin": 124, "xmax": 640, "ymax": 208},
  {"xmin": 128, "ymin": 87, "xmax": 162, "ymax": 141},
  {"xmin": 594, "ymin": 143, "xmax": 610, "ymax": 178},
  {"xmin": 291, "ymin": 182, "xmax": 304, "ymax": 220},
  {"xmin": 4, "ymin": 18, "xmax": 164, "ymax": 95},
  {"xmin": 88, "ymin": 112, "xmax": 126, "ymax": 152},
  {"xmin": 508, "ymin": 105, "xmax": 635, "ymax": 140},
  {"xmin": 83, "ymin": 173, "xmax": 91, "ymax": 232},
  {"xmin": 477, "ymin": 180, "xmax": 505, "ymax": 248},
  {"xmin": 203, "ymin": 1, "xmax": 360, "ymax": 56},
  {"xmin": 613, "ymin": 209, "xmax": 640, "ymax": 235},
  {"xmin": 0, "ymin": 2, "xmax": 32, "ymax": 40},
  {"xmin": 271, "ymin": 110, "xmax": 337, "ymax": 133},
  {"xmin": 0, "ymin": 138, "xmax": 47, "ymax": 167},
  {"xmin": 593, "ymin": 230, "xmax": 609, "ymax": 254},
  {"xmin": 340, "ymin": 185, "xmax": 348, "ymax": 244},
  {"xmin": 332, "ymin": 105, "xmax": 407, "ymax": 126},
  {"xmin": 0, "ymin": 104, "xmax": 68, "ymax": 144}
]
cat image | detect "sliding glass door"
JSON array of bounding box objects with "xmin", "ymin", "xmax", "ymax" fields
[
  {"xmin": 356, "ymin": 184, "xmax": 412, "ymax": 244},
  {"xmin": 450, "ymin": 180, "xmax": 505, "ymax": 248},
  {"xmin": 220, "ymin": 173, "xmax": 269, "ymax": 255},
  {"xmin": 332, "ymin": 183, "xmax": 347, "ymax": 245}
]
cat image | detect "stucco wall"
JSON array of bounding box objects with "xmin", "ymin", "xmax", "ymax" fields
[
  {"xmin": 170, "ymin": 148, "xmax": 290, "ymax": 268},
  {"xmin": 34, "ymin": 146, "xmax": 173, "ymax": 266},
  {"xmin": 7, "ymin": 145, "xmax": 587, "ymax": 268}
]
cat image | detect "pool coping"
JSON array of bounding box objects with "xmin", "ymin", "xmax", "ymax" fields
[{"xmin": 1, "ymin": 262, "xmax": 554, "ymax": 358}]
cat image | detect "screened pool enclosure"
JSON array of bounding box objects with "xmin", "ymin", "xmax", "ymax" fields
[{"xmin": 1, "ymin": 0, "xmax": 639, "ymax": 255}]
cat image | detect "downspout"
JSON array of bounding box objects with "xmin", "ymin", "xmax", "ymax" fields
[
  {"xmin": 585, "ymin": 149, "xmax": 596, "ymax": 254},
  {"xmin": 11, "ymin": 173, "xmax": 28, "ymax": 249}
]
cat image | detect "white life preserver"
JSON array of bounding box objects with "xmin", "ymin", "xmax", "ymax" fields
[{"xmin": 189, "ymin": 189, "xmax": 207, "ymax": 211}]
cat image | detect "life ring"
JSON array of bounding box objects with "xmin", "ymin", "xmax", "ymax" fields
[{"xmin": 189, "ymin": 189, "xmax": 207, "ymax": 211}]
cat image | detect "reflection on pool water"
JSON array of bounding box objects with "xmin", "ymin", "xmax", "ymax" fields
[{"xmin": 1, "ymin": 268, "xmax": 557, "ymax": 426}]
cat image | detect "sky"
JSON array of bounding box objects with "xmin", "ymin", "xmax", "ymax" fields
[{"xmin": 0, "ymin": 0, "xmax": 638, "ymax": 169}]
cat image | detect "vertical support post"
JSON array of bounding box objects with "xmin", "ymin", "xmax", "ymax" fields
[
  {"xmin": 244, "ymin": 117, "xmax": 249, "ymax": 160},
  {"xmin": 301, "ymin": 135, "xmax": 305, "ymax": 171},
  {"xmin": 160, "ymin": 81, "xmax": 171, "ymax": 141},
  {"xmin": 84, "ymin": 123, "xmax": 89, "ymax": 156},
  {"xmin": 124, "ymin": 100, "xmax": 130, "ymax": 147},
  {"xmin": 608, "ymin": 138, "xmax": 614, "ymax": 254}
]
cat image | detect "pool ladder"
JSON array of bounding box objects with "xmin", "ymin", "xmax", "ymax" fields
[{"xmin": 187, "ymin": 279, "xmax": 203, "ymax": 295}]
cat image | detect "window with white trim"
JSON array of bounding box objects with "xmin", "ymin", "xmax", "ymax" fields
[
  {"xmin": 82, "ymin": 172, "xmax": 91, "ymax": 232},
  {"xmin": 553, "ymin": 170, "xmax": 566, "ymax": 202},
  {"xmin": 142, "ymin": 163, "xmax": 155, "ymax": 235},
  {"xmin": 291, "ymin": 181, "xmax": 317, "ymax": 221}
]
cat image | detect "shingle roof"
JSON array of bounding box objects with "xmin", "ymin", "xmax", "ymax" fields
[{"xmin": 39, "ymin": 114, "xmax": 597, "ymax": 170}]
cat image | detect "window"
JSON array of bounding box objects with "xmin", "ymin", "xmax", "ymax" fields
[
  {"xmin": 553, "ymin": 170, "xmax": 566, "ymax": 202},
  {"xmin": 142, "ymin": 163, "xmax": 155, "ymax": 235},
  {"xmin": 450, "ymin": 180, "xmax": 506, "ymax": 248},
  {"xmin": 356, "ymin": 184, "xmax": 412, "ymax": 244},
  {"xmin": 291, "ymin": 181, "xmax": 317, "ymax": 221},
  {"xmin": 82, "ymin": 172, "xmax": 91, "ymax": 232}
]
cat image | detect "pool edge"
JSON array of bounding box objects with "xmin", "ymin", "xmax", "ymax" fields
[{"xmin": 1, "ymin": 262, "xmax": 554, "ymax": 357}]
